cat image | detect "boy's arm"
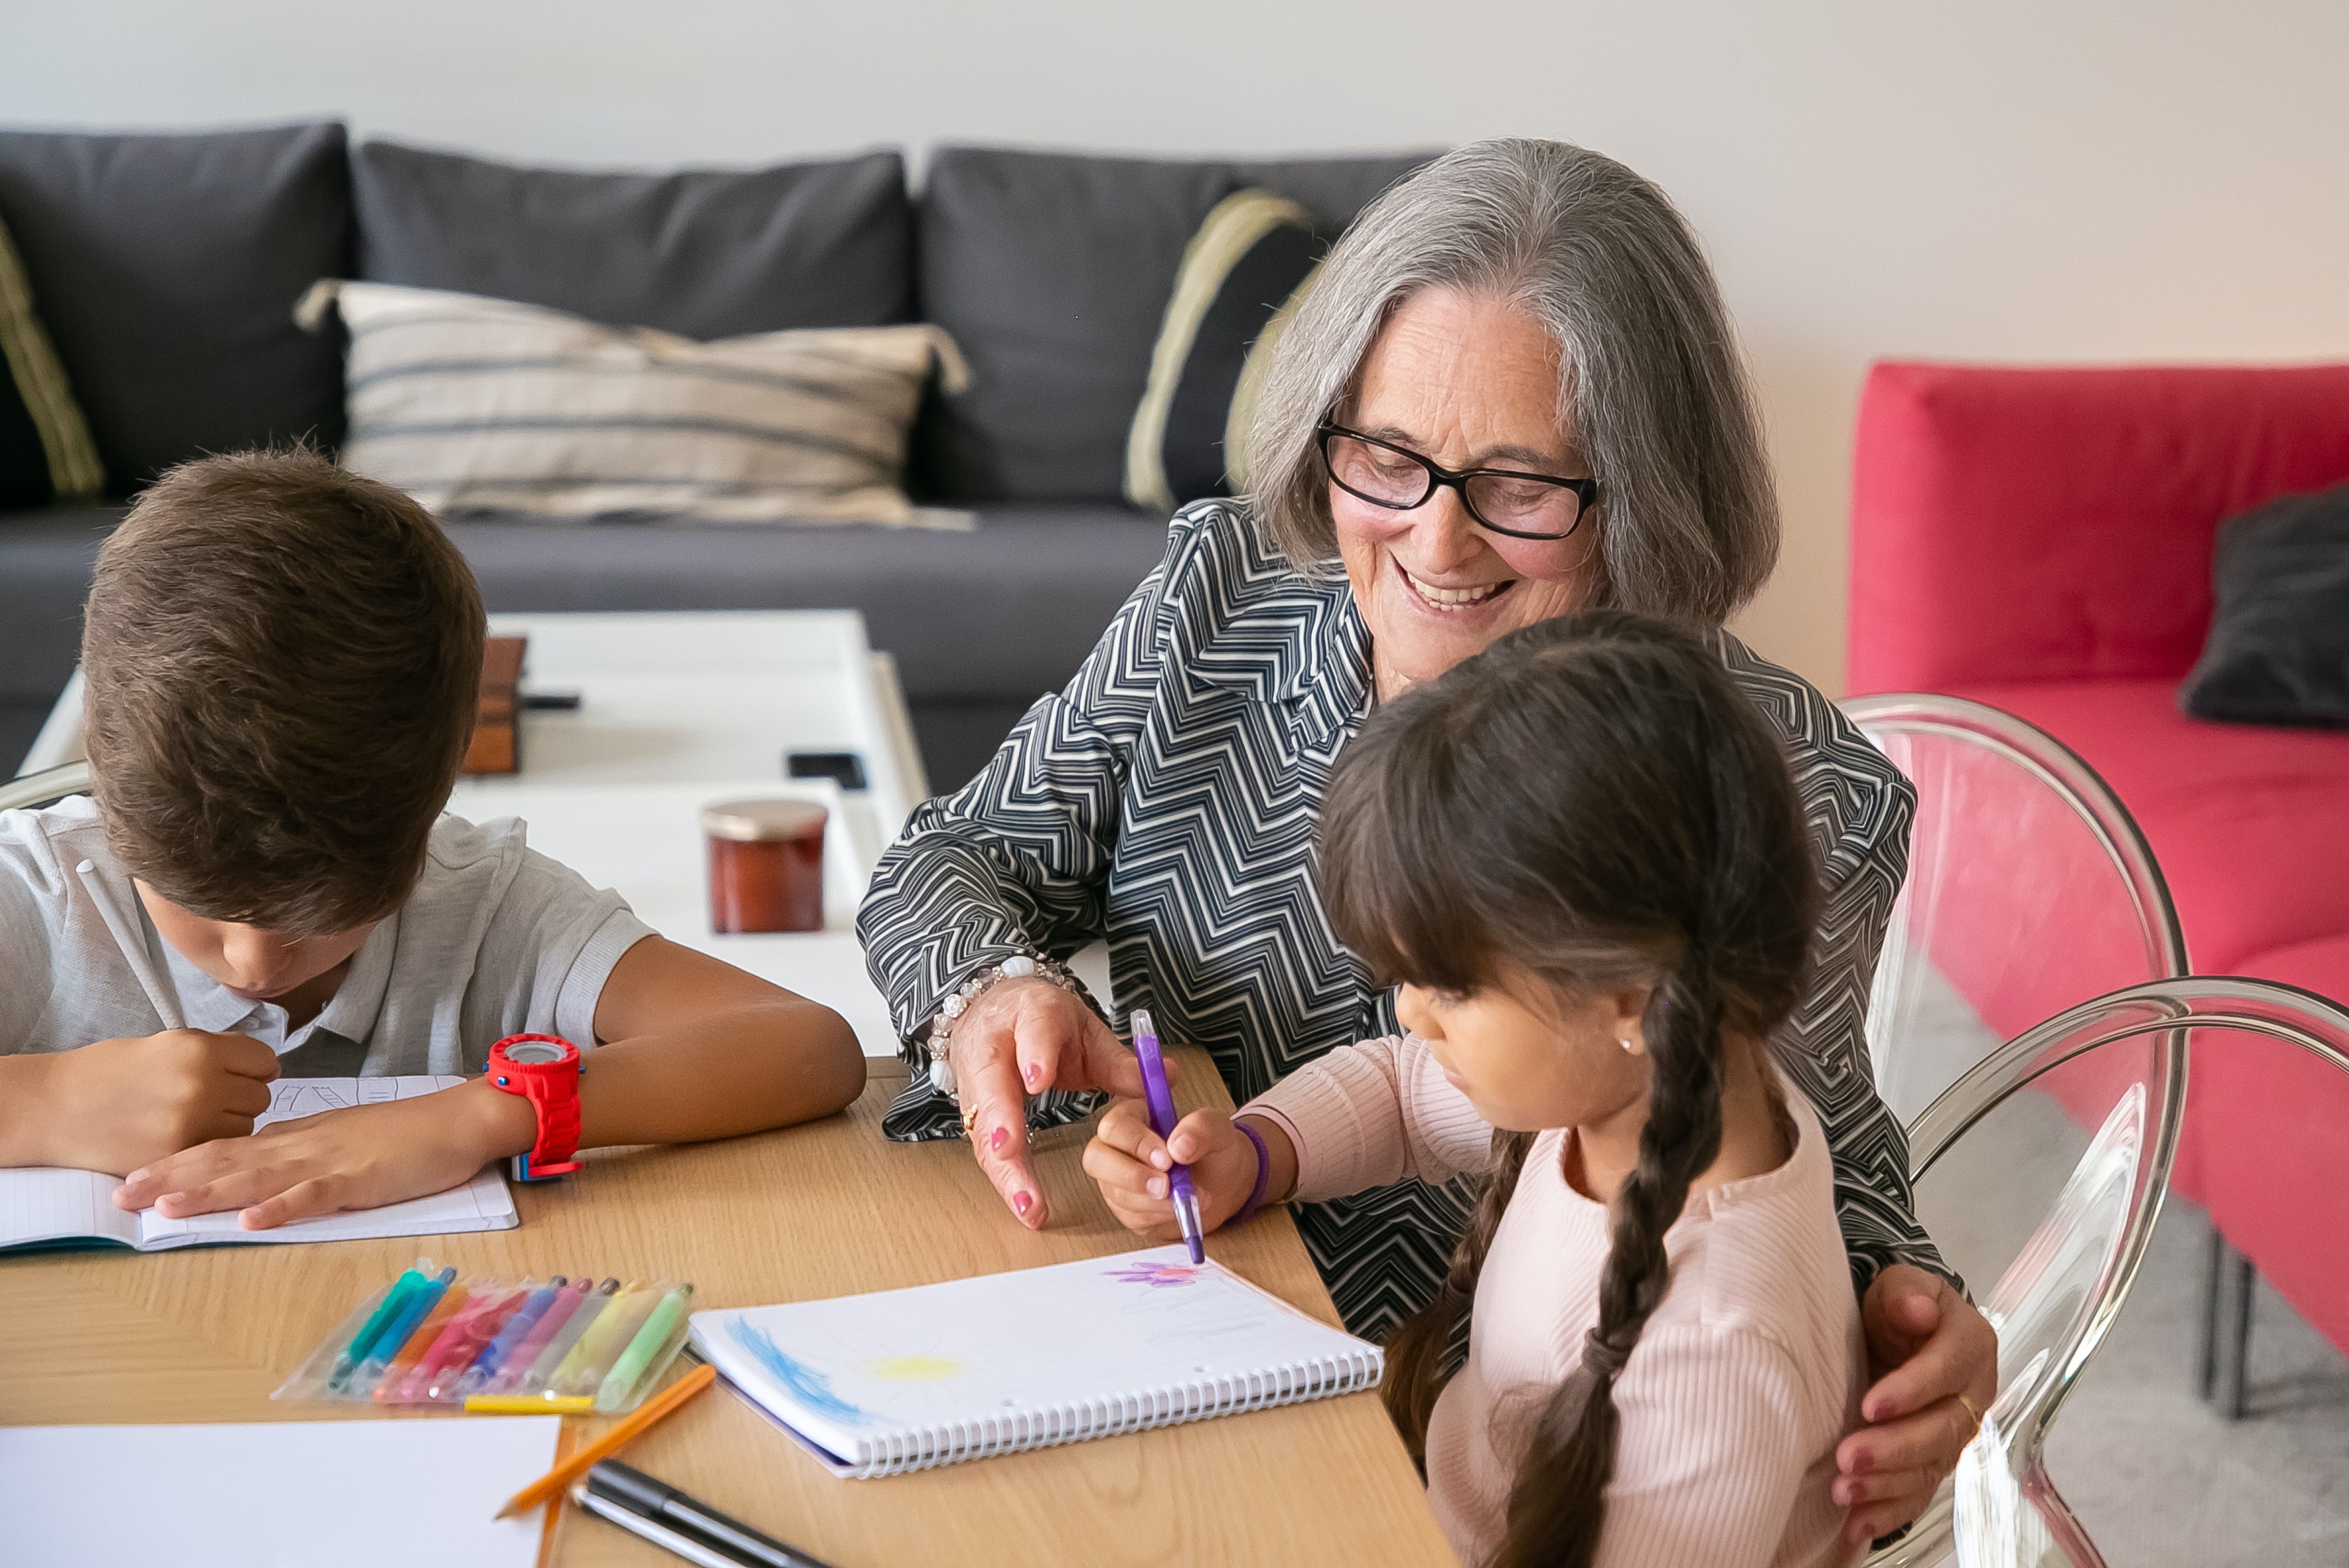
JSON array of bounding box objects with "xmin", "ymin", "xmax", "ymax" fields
[{"xmin": 111, "ymin": 936, "xmax": 865, "ymax": 1228}]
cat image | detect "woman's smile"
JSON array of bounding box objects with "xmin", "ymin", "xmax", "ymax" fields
[{"xmin": 1396, "ymin": 555, "xmax": 1517, "ymax": 613}]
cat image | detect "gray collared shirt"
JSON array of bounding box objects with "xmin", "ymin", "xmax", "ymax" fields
[{"xmin": 0, "ymin": 796, "xmax": 653, "ymax": 1075}]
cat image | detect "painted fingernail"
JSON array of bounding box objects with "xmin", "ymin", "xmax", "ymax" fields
[
  {"xmin": 990, "ymin": 1126, "xmax": 1008, "ymax": 1151},
  {"xmin": 1012, "ymin": 1191, "xmax": 1034, "ymax": 1217},
  {"xmin": 1023, "ymin": 1063, "xmax": 1042, "ymax": 1088}
]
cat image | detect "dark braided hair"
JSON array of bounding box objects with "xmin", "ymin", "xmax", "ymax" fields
[{"xmin": 1318, "ymin": 609, "xmax": 1818, "ymax": 1568}]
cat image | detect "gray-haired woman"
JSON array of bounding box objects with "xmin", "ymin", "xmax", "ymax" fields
[{"xmin": 858, "ymin": 138, "xmax": 1993, "ymax": 1547}]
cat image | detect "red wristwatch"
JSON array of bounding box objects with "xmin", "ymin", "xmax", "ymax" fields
[{"xmin": 487, "ymin": 1033, "xmax": 584, "ymax": 1181}]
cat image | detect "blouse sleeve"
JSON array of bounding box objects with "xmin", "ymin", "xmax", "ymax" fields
[
  {"xmin": 1241, "ymin": 1034, "xmax": 1494, "ymax": 1201},
  {"xmin": 856, "ymin": 512, "xmax": 1204, "ymax": 1140},
  {"xmin": 1724, "ymin": 637, "xmax": 1959, "ymax": 1296}
]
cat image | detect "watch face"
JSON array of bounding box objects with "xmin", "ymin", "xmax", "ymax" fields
[{"xmin": 505, "ymin": 1041, "xmax": 569, "ymax": 1065}]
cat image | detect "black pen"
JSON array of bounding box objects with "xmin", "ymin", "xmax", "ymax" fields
[{"xmin": 572, "ymin": 1459, "xmax": 840, "ymax": 1568}]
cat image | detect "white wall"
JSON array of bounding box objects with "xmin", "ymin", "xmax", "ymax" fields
[{"xmin": 11, "ymin": 0, "xmax": 2349, "ymax": 692}]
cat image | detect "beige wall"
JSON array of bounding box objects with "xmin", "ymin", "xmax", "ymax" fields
[{"xmin": 11, "ymin": 0, "xmax": 2348, "ymax": 692}]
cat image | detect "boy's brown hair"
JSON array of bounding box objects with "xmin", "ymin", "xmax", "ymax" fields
[{"xmin": 81, "ymin": 449, "xmax": 485, "ymax": 938}]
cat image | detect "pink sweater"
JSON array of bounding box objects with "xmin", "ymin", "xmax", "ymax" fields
[{"xmin": 1246, "ymin": 1036, "xmax": 1863, "ymax": 1568}]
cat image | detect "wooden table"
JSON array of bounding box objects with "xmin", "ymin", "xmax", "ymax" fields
[{"xmin": 0, "ymin": 1056, "xmax": 1455, "ymax": 1567}]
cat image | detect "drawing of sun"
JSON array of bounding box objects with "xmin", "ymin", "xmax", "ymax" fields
[
  {"xmin": 867, "ymin": 1355, "xmax": 963, "ymax": 1382},
  {"xmin": 1106, "ymin": 1261, "xmax": 1202, "ymax": 1288}
]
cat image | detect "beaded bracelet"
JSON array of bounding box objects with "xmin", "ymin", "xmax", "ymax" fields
[
  {"xmin": 922, "ymin": 953, "xmax": 1084, "ymax": 1101},
  {"xmin": 1230, "ymin": 1119, "xmax": 1273, "ymax": 1227}
]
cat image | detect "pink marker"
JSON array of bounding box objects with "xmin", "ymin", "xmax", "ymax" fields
[
  {"xmin": 397, "ymin": 1284, "xmax": 523, "ymax": 1403},
  {"xmin": 486, "ymin": 1276, "xmax": 594, "ymax": 1394}
]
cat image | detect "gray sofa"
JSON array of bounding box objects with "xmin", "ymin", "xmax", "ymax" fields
[{"xmin": 0, "ymin": 124, "xmax": 1428, "ymax": 789}]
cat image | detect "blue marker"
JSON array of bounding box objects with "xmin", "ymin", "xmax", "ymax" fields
[
  {"xmin": 457, "ymin": 1275, "xmax": 567, "ymax": 1397},
  {"xmin": 326, "ymin": 1265, "xmax": 426, "ymax": 1392},
  {"xmin": 351, "ymin": 1266, "xmax": 456, "ymax": 1391}
]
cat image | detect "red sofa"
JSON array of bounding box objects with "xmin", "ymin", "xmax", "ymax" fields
[{"xmin": 1847, "ymin": 361, "xmax": 2349, "ymax": 1357}]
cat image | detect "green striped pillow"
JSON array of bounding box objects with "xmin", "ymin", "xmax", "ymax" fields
[{"xmin": 0, "ymin": 216, "xmax": 104, "ymax": 509}]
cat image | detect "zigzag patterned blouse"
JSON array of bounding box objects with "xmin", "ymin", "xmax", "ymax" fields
[{"xmin": 858, "ymin": 500, "xmax": 1948, "ymax": 1340}]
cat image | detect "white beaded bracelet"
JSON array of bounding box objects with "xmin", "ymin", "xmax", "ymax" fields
[{"xmin": 922, "ymin": 954, "xmax": 1084, "ymax": 1100}]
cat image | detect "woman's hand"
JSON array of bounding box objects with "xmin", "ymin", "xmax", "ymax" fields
[
  {"xmin": 1084, "ymin": 1103, "xmax": 1291, "ymax": 1240},
  {"xmin": 111, "ymin": 1078, "xmax": 531, "ymax": 1230},
  {"xmin": 1835, "ymin": 1264, "xmax": 2002, "ymax": 1546},
  {"xmin": 946, "ymin": 976, "xmax": 1147, "ymax": 1230}
]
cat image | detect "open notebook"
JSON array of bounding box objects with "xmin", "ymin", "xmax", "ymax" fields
[
  {"xmin": 689, "ymin": 1244, "xmax": 1382, "ymax": 1479},
  {"xmin": 0, "ymin": 1076, "xmax": 518, "ymax": 1253}
]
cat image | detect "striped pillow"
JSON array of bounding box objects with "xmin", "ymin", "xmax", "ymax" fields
[
  {"xmin": 300, "ymin": 280, "xmax": 970, "ymax": 526},
  {"xmin": 0, "ymin": 215, "xmax": 104, "ymax": 509}
]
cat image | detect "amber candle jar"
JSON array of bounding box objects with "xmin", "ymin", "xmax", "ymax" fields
[{"xmin": 703, "ymin": 798, "xmax": 827, "ymax": 934}]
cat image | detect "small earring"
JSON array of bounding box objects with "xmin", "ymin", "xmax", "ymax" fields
[{"xmin": 1619, "ymin": 1037, "xmax": 1637, "ymax": 1053}]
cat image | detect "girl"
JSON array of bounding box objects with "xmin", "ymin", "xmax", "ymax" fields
[{"xmin": 1086, "ymin": 611, "xmax": 1864, "ymax": 1567}]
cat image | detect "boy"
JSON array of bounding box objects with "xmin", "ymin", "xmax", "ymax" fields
[{"xmin": 0, "ymin": 451, "xmax": 867, "ymax": 1227}]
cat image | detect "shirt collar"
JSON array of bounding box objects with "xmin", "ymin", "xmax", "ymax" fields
[{"xmin": 157, "ymin": 909, "xmax": 400, "ymax": 1056}]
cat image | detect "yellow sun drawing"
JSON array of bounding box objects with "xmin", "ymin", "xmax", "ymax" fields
[{"xmin": 866, "ymin": 1355, "xmax": 963, "ymax": 1382}]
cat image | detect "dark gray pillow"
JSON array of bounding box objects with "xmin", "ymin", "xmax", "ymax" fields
[
  {"xmin": 2180, "ymin": 484, "xmax": 2349, "ymax": 728},
  {"xmin": 0, "ymin": 121, "xmax": 352, "ymax": 492},
  {"xmin": 352, "ymin": 141, "xmax": 913, "ymax": 340},
  {"xmin": 913, "ymin": 146, "xmax": 1436, "ymax": 504}
]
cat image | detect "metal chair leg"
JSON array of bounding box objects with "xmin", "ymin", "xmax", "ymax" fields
[
  {"xmin": 2222, "ymin": 1249, "xmax": 2256, "ymax": 1421},
  {"xmin": 2198, "ymin": 1230, "xmax": 2257, "ymax": 1419},
  {"xmin": 2198, "ymin": 1225, "xmax": 2225, "ymax": 1400}
]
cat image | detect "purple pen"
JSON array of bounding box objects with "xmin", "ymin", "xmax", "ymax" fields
[{"xmin": 1130, "ymin": 1007, "xmax": 1205, "ymax": 1264}]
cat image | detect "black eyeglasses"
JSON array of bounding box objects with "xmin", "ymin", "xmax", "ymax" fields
[{"xmin": 1317, "ymin": 423, "xmax": 1597, "ymax": 542}]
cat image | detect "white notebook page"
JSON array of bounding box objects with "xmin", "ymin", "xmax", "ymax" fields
[
  {"xmin": 0, "ymin": 1165, "xmax": 141, "ymax": 1250},
  {"xmin": 691, "ymin": 1244, "xmax": 1381, "ymax": 1473},
  {"xmin": 134, "ymin": 1075, "xmax": 518, "ymax": 1248},
  {"xmin": 0, "ymin": 1418, "xmax": 559, "ymax": 1568}
]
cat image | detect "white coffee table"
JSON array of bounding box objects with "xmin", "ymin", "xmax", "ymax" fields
[{"xmin": 26, "ymin": 611, "xmax": 935, "ymax": 1057}]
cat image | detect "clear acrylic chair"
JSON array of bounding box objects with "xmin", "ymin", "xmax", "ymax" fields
[
  {"xmin": 1844, "ymin": 694, "xmax": 2188, "ymax": 1123},
  {"xmin": 0, "ymin": 759, "xmax": 91, "ymax": 813},
  {"xmin": 1866, "ymin": 975, "xmax": 2349, "ymax": 1568}
]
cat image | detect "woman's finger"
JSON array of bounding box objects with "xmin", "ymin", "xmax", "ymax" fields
[
  {"xmin": 1836, "ymin": 1394, "xmax": 1975, "ymax": 1483},
  {"xmin": 1831, "ymin": 1462, "xmax": 1932, "ymax": 1510},
  {"xmin": 955, "ymin": 1019, "xmax": 1048, "ymax": 1228}
]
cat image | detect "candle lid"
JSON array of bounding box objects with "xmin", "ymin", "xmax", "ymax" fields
[{"xmin": 701, "ymin": 798, "xmax": 828, "ymax": 842}]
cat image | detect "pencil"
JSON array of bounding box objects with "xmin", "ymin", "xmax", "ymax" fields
[{"xmin": 492, "ymin": 1361, "xmax": 717, "ymax": 1519}]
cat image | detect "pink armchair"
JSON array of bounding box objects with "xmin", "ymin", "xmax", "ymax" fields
[{"xmin": 1847, "ymin": 360, "xmax": 2349, "ymax": 1407}]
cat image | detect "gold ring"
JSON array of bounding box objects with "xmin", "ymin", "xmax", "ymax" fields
[
  {"xmin": 960, "ymin": 1102, "xmax": 982, "ymax": 1136},
  {"xmin": 1956, "ymin": 1394, "xmax": 1983, "ymax": 1439}
]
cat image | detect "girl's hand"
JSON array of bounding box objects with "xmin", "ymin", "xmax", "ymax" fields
[
  {"xmin": 111, "ymin": 1078, "xmax": 532, "ymax": 1230},
  {"xmin": 1084, "ymin": 1102, "xmax": 1275, "ymax": 1240},
  {"xmin": 944, "ymin": 977, "xmax": 1147, "ymax": 1232}
]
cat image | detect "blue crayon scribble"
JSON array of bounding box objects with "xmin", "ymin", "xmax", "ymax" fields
[{"xmin": 730, "ymin": 1321, "xmax": 869, "ymax": 1427}]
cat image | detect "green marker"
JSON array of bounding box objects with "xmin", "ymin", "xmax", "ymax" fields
[
  {"xmin": 328, "ymin": 1266, "xmax": 426, "ymax": 1392},
  {"xmin": 549, "ymin": 1282, "xmax": 661, "ymax": 1398},
  {"xmin": 594, "ymin": 1284, "xmax": 694, "ymax": 1412}
]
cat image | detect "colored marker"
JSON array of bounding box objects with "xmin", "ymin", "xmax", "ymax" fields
[
  {"xmin": 326, "ymin": 1265, "xmax": 426, "ymax": 1392},
  {"xmin": 351, "ymin": 1266, "xmax": 456, "ymax": 1391},
  {"xmin": 484, "ymin": 1276, "xmax": 593, "ymax": 1395},
  {"xmin": 413, "ymin": 1283, "xmax": 528, "ymax": 1403},
  {"xmin": 515, "ymin": 1278, "xmax": 620, "ymax": 1395},
  {"xmin": 372, "ymin": 1283, "xmax": 471, "ymax": 1402},
  {"xmin": 550, "ymin": 1282, "xmax": 662, "ymax": 1398},
  {"xmin": 594, "ymin": 1284, "xmax": 694, "ymax": 1411},
  {"xmin": 1130, "ymin": 1007, "xmax": 1204, "ymax": 1265},
  {"xmin": 457, "ymin": 1276, "xmax": 568, "ymax": 1398},
  {"xmin": 467, "ymin": 1394, "xmax": 596, "ymax": 1413}
]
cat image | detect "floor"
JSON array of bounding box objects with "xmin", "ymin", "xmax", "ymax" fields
[{"xmin": 1898, "ymin": 967, "xmax": 2349, "ymax": 1567}]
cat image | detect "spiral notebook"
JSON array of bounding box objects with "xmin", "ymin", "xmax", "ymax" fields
[{"xmin": 688, "ymin": 1244, "xmax": 1382, "ymax": 1478}]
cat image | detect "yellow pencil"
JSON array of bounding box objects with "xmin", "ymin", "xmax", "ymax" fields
[{"xmin": 492, "ymin": 1361, "xmax": 717, "ymax": 1519}]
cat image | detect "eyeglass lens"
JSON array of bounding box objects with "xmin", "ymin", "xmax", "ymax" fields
[{"xmin": 1323, "ymin": 432, "xmax": 1582, "ymax": 538}]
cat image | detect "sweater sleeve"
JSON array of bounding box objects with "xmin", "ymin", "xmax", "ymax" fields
[
  {"xmin": 1596, "ymin": 1325, "xmax": 1839, "ymax": 1568},
  {"xmin": 1241, "ymin": 1034, "xmax": 1494, "ymax": 1201}
]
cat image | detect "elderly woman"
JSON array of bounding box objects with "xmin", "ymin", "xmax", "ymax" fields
[{"xmin": 858, "ymin": 139, "xmax": 1992, "ymax": 1545}]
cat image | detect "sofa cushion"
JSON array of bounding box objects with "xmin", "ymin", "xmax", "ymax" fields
[
  {"xmin": 914, "ymin": 147, "xmax": 1434, "ymax": 504},
  {"xmin": 0, "ymin": 211, "xmax": 104, "ymax": 510},
  {"xmin": 1958, "ymin": 677, "xmax": 2349, "ymax": 973},
  {"xmin": 353, "ymin": 141, "xmax": 914, "ymax": 340},
  {"xmin": 0, "ymin": 502, "xmax": 119, "ymax": 701},
  {"xmin": 442, "ymin": 503, "xmax": 1167, "ymax": 704},
  {"xmin": 0, "ymin": 122, "xmax": 352, "ymax": 491},
  {"xmin": 2179, "ymin": 483, "xmax": 2349, "ymax": 729}
]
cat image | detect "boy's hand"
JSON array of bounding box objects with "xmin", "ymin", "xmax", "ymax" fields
[
  {"xmin": 1084, "ymin": 1101, "xmax": 1269, "ymax": 1241},
  {"xmin": 111, "ymin": 1077, "xmax": 533, "ymax": 1230},
  {"xmin": 33, "ymin": 1029, "xmax": 280, "ymax": 1174}
]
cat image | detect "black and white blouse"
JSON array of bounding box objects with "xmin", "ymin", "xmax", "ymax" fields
[{"xmin": 858, "ymin": 500, "xmax": 1946, "ymax": 1340}]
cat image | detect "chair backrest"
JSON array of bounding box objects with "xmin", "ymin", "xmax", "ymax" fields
[
  {"xmin": 1869, "ymin": 976, "xmax": 2349, "ymax": 1568},
  {"xmin": 1846, "ymin": 694, "xmax": 2187, "ymax": 1123},
  {"xmin": 0, "ymin": 761, "xmax": 91, "ymax": 815}
]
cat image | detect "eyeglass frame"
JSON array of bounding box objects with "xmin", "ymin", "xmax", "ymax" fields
[{"xmin": 1316, "ymin": 422, "xmax": 1599, "ymax": 542}]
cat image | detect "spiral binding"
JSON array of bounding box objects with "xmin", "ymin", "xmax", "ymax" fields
[{"xmin": 843, "ymin": 1347, "xmax": 1385, "ymax": 1477}]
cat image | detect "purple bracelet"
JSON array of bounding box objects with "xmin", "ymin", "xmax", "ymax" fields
[{"xmin": 1230, "ymin": 1119, "xmax": 1273, "ymax": 1227}]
